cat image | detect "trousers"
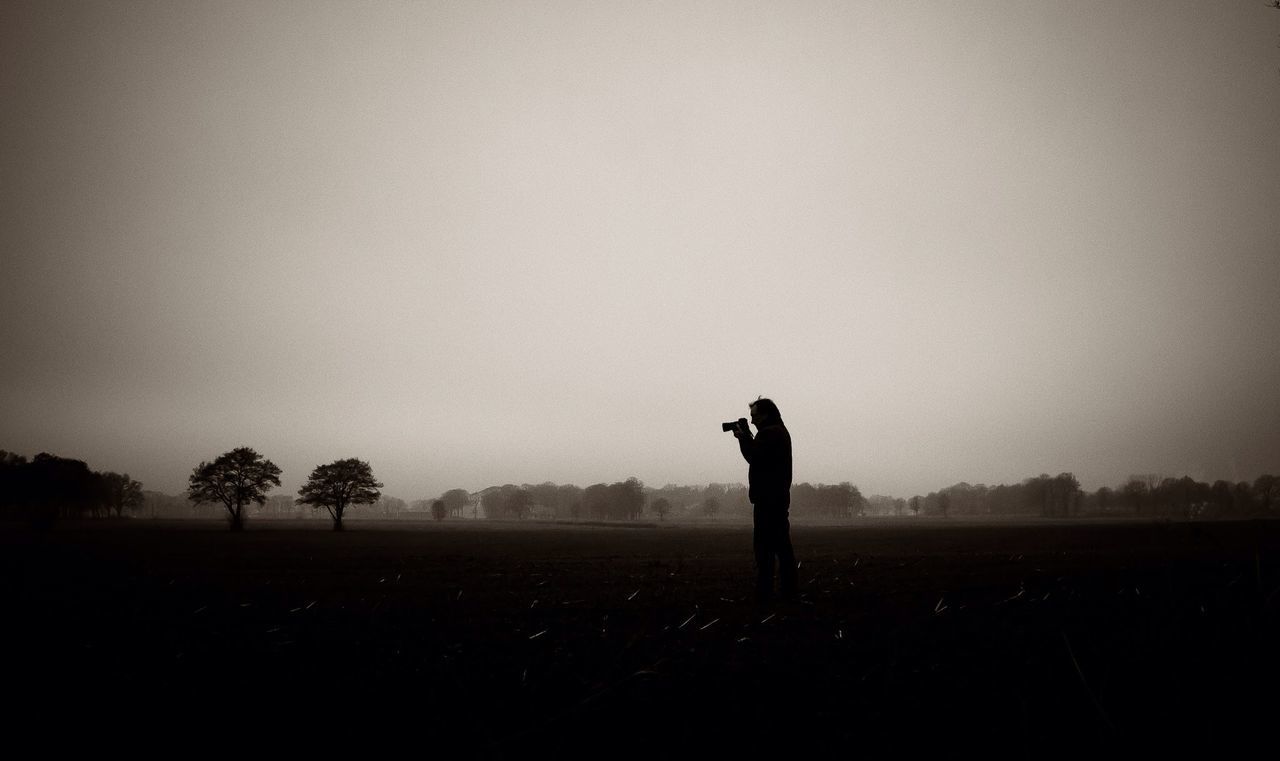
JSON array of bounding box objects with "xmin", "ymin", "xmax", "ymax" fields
[{"xmin": 753, "ymin": 501, "xmax": 797, "ymax": 598}]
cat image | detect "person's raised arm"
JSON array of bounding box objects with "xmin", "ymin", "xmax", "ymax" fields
[{"xmin": 734, "ymin": 421, "xmax": 754, "ymax": 462}]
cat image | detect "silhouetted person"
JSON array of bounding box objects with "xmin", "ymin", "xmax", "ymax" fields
[{"xmin": 732, "ymin": 397, "xmax": 797, "ymax": 601}]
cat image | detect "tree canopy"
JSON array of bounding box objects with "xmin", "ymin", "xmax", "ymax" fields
[
  {"xmin": 102, "ymin": 472, "xmax": 144, "ymax": 518},
  {"xmin": 187, "ymin": 447, "xmax": 282, "ymax": 531},
  {"xmin": 296, "ymin": 458, "xmax": 383, "ymax": 531}
]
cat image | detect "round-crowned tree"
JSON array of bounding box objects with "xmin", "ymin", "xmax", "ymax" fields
[
  {"xmin": 296, "ymin": 458, "xmax": 383, "ymax": 531},
  {"xmin": 188, "ymin": 447, "xmax": 282, "ymax": 532}
]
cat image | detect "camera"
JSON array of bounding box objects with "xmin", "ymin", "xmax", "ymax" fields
[{"xmin": 721, "ymin": 417, "xmax": 748, "ymax": 433}]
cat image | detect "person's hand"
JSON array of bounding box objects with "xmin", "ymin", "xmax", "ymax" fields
[{"xmin": 732, "ymin": 421, "xmax": 750, "ymax": 440}]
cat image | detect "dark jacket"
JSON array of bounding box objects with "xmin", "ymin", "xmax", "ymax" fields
[{"xmin": 739, "ymin": 422, "xmax": 792, "ymax": 506}]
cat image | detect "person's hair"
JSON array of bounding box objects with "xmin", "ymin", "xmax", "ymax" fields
[{"xmin": 749, "ymin": 396, "xmax": 781, "ymax": 423}]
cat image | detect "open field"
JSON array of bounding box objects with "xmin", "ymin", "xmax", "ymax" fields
[{"xmin": 5, "ymin": 519, "xmax": 1279, "ymax": 757}]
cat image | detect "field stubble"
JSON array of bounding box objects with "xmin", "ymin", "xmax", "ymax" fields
[{"xmin": 4, "ymin": 518, "xmax": 1278, "ymax": 757}]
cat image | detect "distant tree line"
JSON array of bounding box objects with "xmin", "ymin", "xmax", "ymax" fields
[
  {"xmin": 449, "ymin": 479, "xmax": 868, "ymax": 522},
  {"xmin": 7, "ymin": 446, "xmax": 1277, "ymax": 528},
  {"xmin": 793, "ymin": 482, "xmax": 867, "ymax": 518},
  {"xmin": 908, "ymin": 474, "xmax": 1084, "ymax": 519},
  {"xmin": 907, "ymin": 473, "xmax": 1280, "ymax": 520},
  {"xmin": 640, "ymin": 482, "xmax": 869, "ymax": 520},
  {"xmin": 475, "ymin": 479, "xmax": 645, "ymax": 521},
  {"xmin": 645, "ymin": 483, "xmax": 747, "ymax": 519},
  {"xmin": 1101, "ymin": 474, "xmax": 1279, "ymax": 520},
  {"xmin": 865, "ymin": 494, "xmax": 910, "ymax": 517},
  {"xmin": 0, "ymin": 450, "xmax": 142, "ymax": 527}
]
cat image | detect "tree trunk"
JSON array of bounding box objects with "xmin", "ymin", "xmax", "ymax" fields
[
  {"xmin": 333, "ymin": 507, "xmax": 344, "ymax": 532},
  {"xmin": 229, "ymin": 503, "xmax": 244, "ymax": 532}
]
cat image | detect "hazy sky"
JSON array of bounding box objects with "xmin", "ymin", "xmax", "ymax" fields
[{"xmin": 3, "ymin": 1, "xmax": 1278, "ymax": 500}]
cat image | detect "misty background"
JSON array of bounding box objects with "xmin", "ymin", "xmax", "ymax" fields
[{"xmin": 3, "ymin": 1, "xmax": 1278, "ymax": 501}]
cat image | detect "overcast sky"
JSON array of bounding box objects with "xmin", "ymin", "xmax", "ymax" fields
[{"xmin": 3, "ymin": 1, "xmax": 1278, "ymax": 500}]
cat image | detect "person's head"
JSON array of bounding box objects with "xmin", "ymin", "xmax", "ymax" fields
[{"xmin": 749, "ymin": 397, "xmax": 781, "ymax": 428}]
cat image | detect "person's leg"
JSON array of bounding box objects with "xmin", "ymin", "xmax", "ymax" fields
[
  {"xmin": 776, "ymin": 514, "xmax": 798, "ymax": 598},
  {"xmin": 753, "ymin": 505, "xmax": 774, "ymax": 599}
]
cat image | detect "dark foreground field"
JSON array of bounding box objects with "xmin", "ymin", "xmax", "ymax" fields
[{"xmin": 5, "ymin": 519, "xmax": 1280, "ymax": 757}]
